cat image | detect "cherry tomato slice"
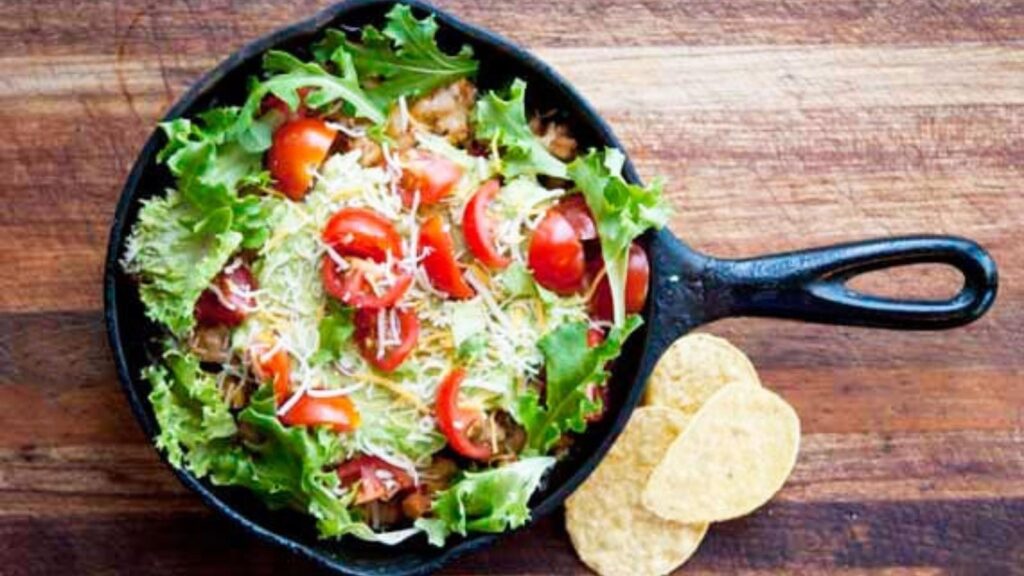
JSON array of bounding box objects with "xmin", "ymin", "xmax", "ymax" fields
[
  {"xmin": 322, "ymin": 257, "xmax": 413, "ymax": 309},
  {"xmin": 555, "ymin": 194, "xmax": 597, "ymax": 241},
  {"xmin": 338, "ymin": 455, "xmax": 414, "ymax": 504},
  {"xmin": 528, "ymin": 209, "xmax": 586, "ymax": 295},
  {"xmin": 462, "ymin": 179, "xmax": 510, "ymax": 269},
  {"xmin": 322, "ymin": 207, "xmax": 404, "ymax": 261},
  {"xmin": 419, "ymin": 215, "xmax": 474, "ymax": 299},
  {"xmin": 400, "ymin": 151, "xmax": 462, "ymax": 208},
  {"xmin": 435, "ymin": 368, "xmax": 493, "ymax": 461},
  {"xmin": 251, "ymin": 345, "xmax": 292, "ymax": 403},
  {"xmin": 195, "ymin": 263, "xmax": 257, "ymax": 327},
  {"xmin": 321, "ymin": 208, "xmax": 411, "ymax": 309},
  {"xmin": 280, "ymin": 394, "xmax": 360, "ymax": 432},
  {"xmin": 251, "ymin": 342, "xmax": 359, "ymax": 432},
  {"xmin": 267, "ymin": 118, "xmax": 337, "ymax": 200},
  {"xmin": 590, "ymin": 242, "xmax": 651, "ymax": 321},
  {"xmin": 353, "ymin": 307, "xmax": 420, "ymax": 372}
]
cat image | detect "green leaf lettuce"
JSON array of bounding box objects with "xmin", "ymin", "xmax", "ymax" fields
[
  {"xmin": 415, "ymin": 456, "xmax": 555, "ymax": 546},
  {"xmin": 123, "ymin": 191, "xmax": 244, "ymax": 335},
  {"xmin": 232, "ymin": 50, "xmax": 384, "ymax": 152},
  {"xmin": 514, "ymin": 316, "xmax": 642, "ymax": 454},
  {"xmin": 146, "ymin": 350, "xmax": 393, "ymax": 541},
  {"xmin": 474, "ymin": 79, "xmax": 567, "ymax": 179},
  {"xmin": 315, "ymin": 4, "xmax": 478, "ymax": 108},
  {"xmin": 124, "ymin": 107, "xmax": 280, "ymax": 335},
  {"xmin": 568, "ymin": 148, "xmax": 672, "ymax": 326}
]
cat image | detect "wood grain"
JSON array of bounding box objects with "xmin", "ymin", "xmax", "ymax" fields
[{"xmin": 0, "ymin": 0, "xmax": 1021, "ymax": 574}]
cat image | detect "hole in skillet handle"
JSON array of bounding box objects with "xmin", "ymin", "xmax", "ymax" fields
[
  {"xmin": 696, "ymin": 235, "xmax": 999, "ymax": 330},
  {"xmin": 845, "ymin": 263, "xmax": 964, "ymax": 301},
  {"xmin": 103, "ymin": 0, "xmax": 660, "ymax": 575}
]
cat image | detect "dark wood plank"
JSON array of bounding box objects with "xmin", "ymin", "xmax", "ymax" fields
[
  {"xmin": 3, "ymin": 0, "xmax": 1024, "ymax": 58},
  {"xmin": 2, "ymin": 430, "xmax": 1021, "ymax": 516},
  {"xmin": 0, "ymin": 312, "xmax": 141, "ymax": 446},
  {"xmin": 2, "ymin": 499, "xmax": 1021, "ymax": 575}
]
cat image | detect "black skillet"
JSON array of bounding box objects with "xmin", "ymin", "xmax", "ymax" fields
[{"xmin": 103, "ymin": 1, "xmax": 999, "ymax": 574}]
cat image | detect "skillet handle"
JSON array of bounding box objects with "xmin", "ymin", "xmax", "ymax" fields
[{"xmin": 701, "ymin": 235, "xmax": 998, "ymax": 329}]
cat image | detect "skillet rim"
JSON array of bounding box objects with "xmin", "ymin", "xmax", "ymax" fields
[{"xmin": 103, "ymin": 0, "xmax": 657, "ymax": 573}]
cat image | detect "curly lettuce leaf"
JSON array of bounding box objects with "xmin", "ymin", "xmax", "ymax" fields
[
  {"xmin": 127, "ymin": 108, "xmax": 278, "ymax": 334},
  {"xmin": 158, "ymin": 111, "xmax": 273, "ymax": 249},
  {"xmin": 568, "ymin": 148, "xmax": 672, "ymax": 326},
  {"xmin": 145, "ymin": 348, "xmax": 237, "ymax": 470},
  {"xmin": 415, "ymin": 456, "xmax": 555, "ymax": 546},
  {"xmin": 213, "ymin": 386, "xmax": 366, "ymax": 537},
  {"xmin": 123, "ymin": 191, "xmax": 243, "ymax": 335},
  {"xmin": 314, "ymin": 4, "xmax": 477, "ymax": 108},
  {"xmin": 474, "ymin": 79, "xmax": 567, "ymax": 179},
  {"xmin": 147, "ymin": 349, "xmax": 422, "ymax": 543},
  {"xmin": 514, "ymin": 316, "xmax": 642, "ymax": 454},
  {"xmin": 232, "ymin": 50, "xmax": 384, "ymax": 152}
]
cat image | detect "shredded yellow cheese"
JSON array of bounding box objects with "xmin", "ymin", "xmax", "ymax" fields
[
  {"xmin": 356, "ymin": 371, "xmax": 432, "ymax": 414},
  {"xmin": 418, "ymin": 330, "xmax": 454, "ymax": 351}
]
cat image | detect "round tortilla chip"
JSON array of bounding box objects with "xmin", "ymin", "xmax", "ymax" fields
[
  {"xmin": 642, "ymin": 382, "xmax": 800, "ymax": 524},
  {"xmin": 566, "ymin": 407, "xmax": 708, "ymax": 576},
  {"xmin": 644, "ymin": 333, "xmax": 761, "ymax": 414}
]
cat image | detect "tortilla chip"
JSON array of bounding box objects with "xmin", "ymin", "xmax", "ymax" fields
[
  {"xmin": 642, "ymin": 382, "xmax": 800, "ymax": 524},
  {"xmin": 644, "ymin": 333, "xmax": 760, "ymax": 414},
  {"xmin": 566, "ymin": 407, "xmax": 708, "ymax": 576}
]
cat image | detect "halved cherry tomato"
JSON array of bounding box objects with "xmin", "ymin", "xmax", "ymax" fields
[
  {"xmin": 251, "ymin": 345, "xmax": 292, "ymax": 403},
  {"xmin": 554, "ymin": 194, "xmax": 597, "ymax": 241},
  {"xmin": 280, "ymin": 394, "xmax": 360, "ymax": 432},
  {"xmin": 528, "ymin": 209, "xmax": 585, "ymax": 295},
  {"xmin": 590, "ymin": 242, "xmax": 651, "ymax": 321},
  {"xmin": 322, "ymin": 208, "xmax": 404, "ymax": 261},
  {"xmin": 462, "ymin": 179, "xmax": 510, "ymax": 269},
  {"xmin": 261, "ymin": 87, "xmax": 312, "ymax": 118},
  {"xmin": 419, "ymin": 215, "xmax": 474, "ymax": 299},
  {"xmin": 353, "ymin": 308, "xmax": 420, "ymax": 372},
  {"xmin": 195, "ymin": 263, "xmax": 257, "ymax": 327},
  {"xmin": 321, "ymin": 208, "xmax": 412, "ymax": 309},
  {"xmin": 251, "ymin": 342, "xmax": 359, "ymax": 431},
  {"xmin": 322, "ymin": 258, "xmax": 413, "ymax": 309},
  {"xmin": 435, "ymin": 368, "xmax": 492, "ymax": 461},
  {"xmin": 338, "ymin": 455, "xmax": 414, "ymax": 504},
  {"xmin": 267, "ymin": 118, "xmax": 337, "ymax": 200},
  {"xmin": 400, "ymin": 151, "xmax": 462, "ymax": 208}
]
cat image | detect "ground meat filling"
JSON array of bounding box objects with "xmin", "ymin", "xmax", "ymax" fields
[
  {"xmin": 530, "ymin": 115, "xmax": 578, "ymax": 161},
  {"xmin": 189, "ymin": 324, "xmax": 232, "ymax": 364},
  {"xmin": 409, "ymin": 78, "xmax": 477, "ymax": 145},
  {"xmin": 344, "ymin": 79, "xmax": 478, "ymax": 167}
]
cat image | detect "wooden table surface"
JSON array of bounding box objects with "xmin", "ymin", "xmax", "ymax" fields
[{"xmin": 3, "ymin": 0, "xmax": 1023, "ymax": 574}]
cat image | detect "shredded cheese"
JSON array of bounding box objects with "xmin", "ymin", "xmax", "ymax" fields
[
  {"xmin": 228, "ymin": 143, "xmax": 588, "ymax": 491},
  {"xmin": 356, "ymin": 371, "xmax": 431, "ymax": 414},
  {"xmin": 397, "ymin": 96, "xmax": 410, "ymax": 133},
  {"xmin": 276, "ymin": 384, "xmax": 307, "ymax": 417},
  {"xmin": 325, "ymin": 121, "xmax": 367, "ymax": 139}
]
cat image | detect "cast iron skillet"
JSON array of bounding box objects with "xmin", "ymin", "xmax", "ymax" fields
[{"xmin": 104, "ymin": 1, "xmax": 999, "ymax": 574}]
